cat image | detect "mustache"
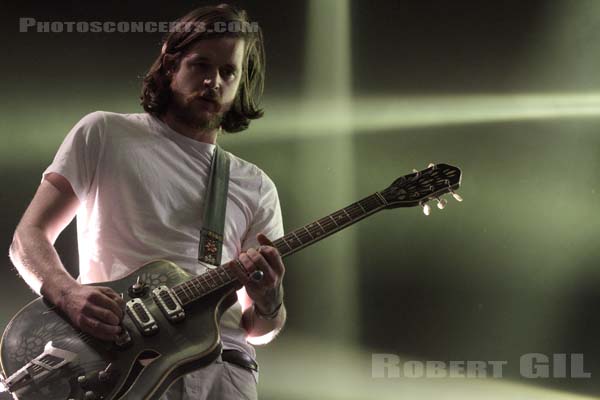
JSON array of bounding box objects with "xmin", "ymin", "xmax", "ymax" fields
[{"xmin": 185, "ymin": 89, "xmax": 220, "ymax": 105}]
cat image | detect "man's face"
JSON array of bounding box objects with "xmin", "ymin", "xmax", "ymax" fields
[{"xmin": 168, "ymin": 36, "xmax": 245, "ymax": 130}]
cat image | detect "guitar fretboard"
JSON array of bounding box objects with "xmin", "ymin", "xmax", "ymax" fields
[
  {"xmin": 272, "ymin": 192, "xmax": 386, "ymax": 257},
  {"xmin": 172, "ymin": 192, "xmax": 387, "ymax": 306}
]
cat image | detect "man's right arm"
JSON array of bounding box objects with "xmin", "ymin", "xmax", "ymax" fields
[{"xmin": 9, "ymin": 172, "xmax": 125, "ymax": 341}]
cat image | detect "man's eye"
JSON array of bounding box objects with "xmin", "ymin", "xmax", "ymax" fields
[
  {"xmin": 191, "ymin": 62, "xmax": 208, "ymax": 69},
  {"xmin": 222, "ymin": 69, "xmax": 236, "ymax": 80}
]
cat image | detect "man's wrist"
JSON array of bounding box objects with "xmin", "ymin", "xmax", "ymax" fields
[
  {"xmin": 253, "ymin": 301, "xmax": 283, "ymax": 320},
  {"xmin": 41, "ymin": 274, "xmax": 78, "ymax": 307}
]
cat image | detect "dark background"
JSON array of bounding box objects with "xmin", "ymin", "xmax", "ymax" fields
[{"xmin": 1, "ymin": 1, "xmax": 599, "ymax": 399}]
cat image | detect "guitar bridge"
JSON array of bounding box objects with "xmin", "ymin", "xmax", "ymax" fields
[
  {"xmin": 152, "ymin": 286, "xmax": 185, "ymax": 323},
  {"xmin": 2, "ymin": 341, "xmax": 78, "ymax": 394},
  {"xmin": 126, "ymin": 298, "xmax": 159, "ymax": 336}
]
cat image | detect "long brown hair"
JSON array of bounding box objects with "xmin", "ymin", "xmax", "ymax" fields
[{"xmin": 140, "ymin": 4, "xmax": 265, "ymax": 133}]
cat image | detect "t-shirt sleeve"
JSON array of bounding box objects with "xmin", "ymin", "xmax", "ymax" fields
[
  {"xmin": 241, "ymin": 171, "xmax": 284, "ymax": 251},
  {"xmin": 42, "ymin": 111, "xmax": 105, "ymax": 202}
]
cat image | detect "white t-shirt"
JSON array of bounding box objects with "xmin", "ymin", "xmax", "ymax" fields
[{"xmin": 43, "ymin": 111, "xmax": 284, "ymax": 357}]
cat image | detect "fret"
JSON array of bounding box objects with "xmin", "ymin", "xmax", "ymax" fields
[
  {"xmin": 182, "ymin": 282, "xmax": 195, "ymax": 300},
  {"xmin": 186, "ymin": 279, "xmax": 197, "ymax": 295},
  {"xmin": 202, "ymin": 271, "xmax": 213, "ymax": 288},
  {"xmin": 201, "ymin": 274, "xmax": 216, "ymax": 290},
  {"xmin": 295, "ymin": 228, "xmax": 312, "ymax": 243},
  {"xmin": 327, "ymin": 214, "xmax": 339, "ymax": 228},
  {"xmin": 195, "ymin": 276, "xmax": 209, "ymax": 293},
  {"xmin": 302, "ymin": 226, "xmax": 314, "ymax": 240},
  {"xmin": 314, "ymin": 221, "xmax": 328, "ymax": 235},
  {"xmin": 209, "ymin": 270, "xmax": 220, "ymax": 285},
  {"xmin": 198, "ymin": 275, "xmax": 210, "ymax": 291},
  {"xmin": 331, "ymin": 210, "xmax": 351, "ymax": 225},
  {"xmin": 187, "ymin": 281, "xmax": 202, "ymax": 298},
  {"xmin": 206, "ymin": 271, "xmax": 219, "ymax": 288},
  {"xmin": 375, "ymin": 191, "xmax": 388, "ymax": 206},
  {"xmin": 214, "ymin": 270, "xmax": 226, "ymax": 285},
  {"xmin": 212, "ymin": 272, "xmax": 223, "ymax": 287},
  {"xmin": 359, "ymin": 196, "xmax": 379, "ymax": 213},
  {"xmin": 305, "ymin": 223, "xmax": 325, "ymax": 238},
  {"xmin": 278, "ymin": 237, "xmax": 293, "ymax": 252},
  {"xmin": 223, "ymin": 263, "xmax": 236, "ymax": 282},
  {"xmin": 286, "ymin": 233, "xmax": 302, "ymax": 249},
  {"xmin": 172, "ymin": 289, "xmax": 185, "ymax": 307},
  {"xmin": 174, "ymin": 287, "xmax": 189, "ymax": 304},
  {"xmin": 318, "ymin": 216, "xmax": 336, "ymax": 231},
  {"xmin": 367, "ymin": 194, "xmax": 384, "ymax": 210},
  {"xmin": 203, "ymin": 274, "xmax": 214, "ymax": 289},
  {"xmin": 356, "ymin": 201, "xmax": 366, "ymax": 213},
  {"xmin": 191, "ymin": 278, "xmax": 204, "ymax": 295},
  {"xmin": 215, "ymin": 267, "xmax": 229, "ymax": 284},
  {"xmin": 346, "ymin": 204, "xmax": 363, "ymax": 218},
  {"xmin": 291, "ymin": 231, "xmax": 302, "ymax": 244},
  {"xmin": 342, "ymin": 208, "xmax": 353, "ymax": 221},
  {"xmin": 183, "ymin": 281, "xmax": 195, "ymax": 301}
]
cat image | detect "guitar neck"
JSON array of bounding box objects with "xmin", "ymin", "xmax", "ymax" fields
[
  {"xmin": 172, "ymin": 192, "xmax": 387, "ymax": 306},
  {"xmin": 171, "ymin": 163, "xmax": 462, "ymax": 306},
  {"xmin": 273, "ymin": 192, "xmax": 387, "ymax": 258}
]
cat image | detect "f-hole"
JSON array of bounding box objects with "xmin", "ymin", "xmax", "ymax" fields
[{"xmin": 114, "ymin": 350, "xmax": 161, "ymax": 398}]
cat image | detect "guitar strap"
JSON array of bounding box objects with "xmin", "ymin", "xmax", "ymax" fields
[{"xmin": 198, "ymin": 145, "xmax": 230, "ymax": 266}]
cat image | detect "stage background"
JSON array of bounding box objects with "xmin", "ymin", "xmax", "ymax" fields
[{"xmin": 1, "ymin": 1, "xmax": 599, "ymax": 399}]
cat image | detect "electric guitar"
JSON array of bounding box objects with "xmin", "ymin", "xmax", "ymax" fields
[{"xmin": 0, "ymin": 163, "xmax": 462, "ymax": 399}]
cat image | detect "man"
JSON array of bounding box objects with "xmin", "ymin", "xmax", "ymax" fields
[{"xmin": 8, "ymin": 4, "xmax": 285, "ymax": 399}]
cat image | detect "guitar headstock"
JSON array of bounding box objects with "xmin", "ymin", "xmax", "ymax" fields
[{"xmin": 379, "ymin": 163, "xmax": 462, "ymax": 215}]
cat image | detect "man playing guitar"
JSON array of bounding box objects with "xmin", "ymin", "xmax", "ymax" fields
[{"xmin": 9, "ymin": 4, "xmax": 284, "ymax": 399}]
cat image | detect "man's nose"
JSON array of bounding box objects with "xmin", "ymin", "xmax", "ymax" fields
[
  {"xmin": 203, "ymin": 78, "xmax": 217, "ymax": 89},
  {"xmin": 203, "ymin": 69, "xmax": 221, "ymax": 90}
]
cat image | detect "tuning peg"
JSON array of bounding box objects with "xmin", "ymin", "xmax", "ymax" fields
[
  {"xmin": 421, "ymin": 202, "xmax": 431, "ymax": 216},
  {"xmin": 450, "ymin": 190, "xmax": 463, "ymax": 202},
  {"xmin": 427, "ymin": 163, "xmax": 436, "ymax": 169},
  {"xmin": 435, "ymin": 198, "xmax": 447, "ymax": 209}
]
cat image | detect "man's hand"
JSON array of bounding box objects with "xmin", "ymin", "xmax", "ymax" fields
[
  {"xmin": 56, "ymin": 284, "xmax": 126, "ymax": 341},
  {"xmin": 235, "ymin": 233, "xmax": 285, "ymax": 315}
]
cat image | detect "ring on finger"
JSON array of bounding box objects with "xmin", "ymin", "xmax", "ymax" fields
[{"xmin": 251, "ymin": 270, "xmax": 264, "ymax": 282}]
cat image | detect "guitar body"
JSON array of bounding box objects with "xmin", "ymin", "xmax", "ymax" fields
[{"xmin": 1, "ymin": 260, "xmax": 238, "ymax": 400}]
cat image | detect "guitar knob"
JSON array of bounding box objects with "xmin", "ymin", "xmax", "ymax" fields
[
  {"xmin": 129, "ymin": 276, "xmax": 147, "ymax": 297},
  {"xmin": 98, "ymin": 363, "xmax": 112, "ymax": 382},
  {"xmin": 114, "ymin": 326, "xmax": 132, "ymax": 348},
  {"xmin": 77, "ymin": 375, "xmax": 87, "ymax": 386},
  {"xmin": 84, "ymin": 391, "xmax": 97, "ymax": 400},
  {"xmin": 98, "ymin": 370, "xmax": 109, "ymax": 382}
]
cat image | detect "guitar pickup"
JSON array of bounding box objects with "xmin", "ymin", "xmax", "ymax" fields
[
  {"xmin": 2, "ymin": 341, "xmax": 78, "ymax": 394},
  {"xmin": 126, "ymin": 298, "xmax": 159, "ymax": 336},
  {"xmin": 152, "ymin": 286, "xmax": 185, "ymax": 323}
]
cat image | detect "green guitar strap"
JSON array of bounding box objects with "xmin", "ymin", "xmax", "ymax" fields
[{"xmin": 198, "ymin": 145, "xmax": 230, "ymax": 266}]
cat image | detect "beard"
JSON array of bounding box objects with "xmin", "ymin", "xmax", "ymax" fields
[{"xmin": 168, "ymin": 90, "xmax": 224, "ymax": 130}]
